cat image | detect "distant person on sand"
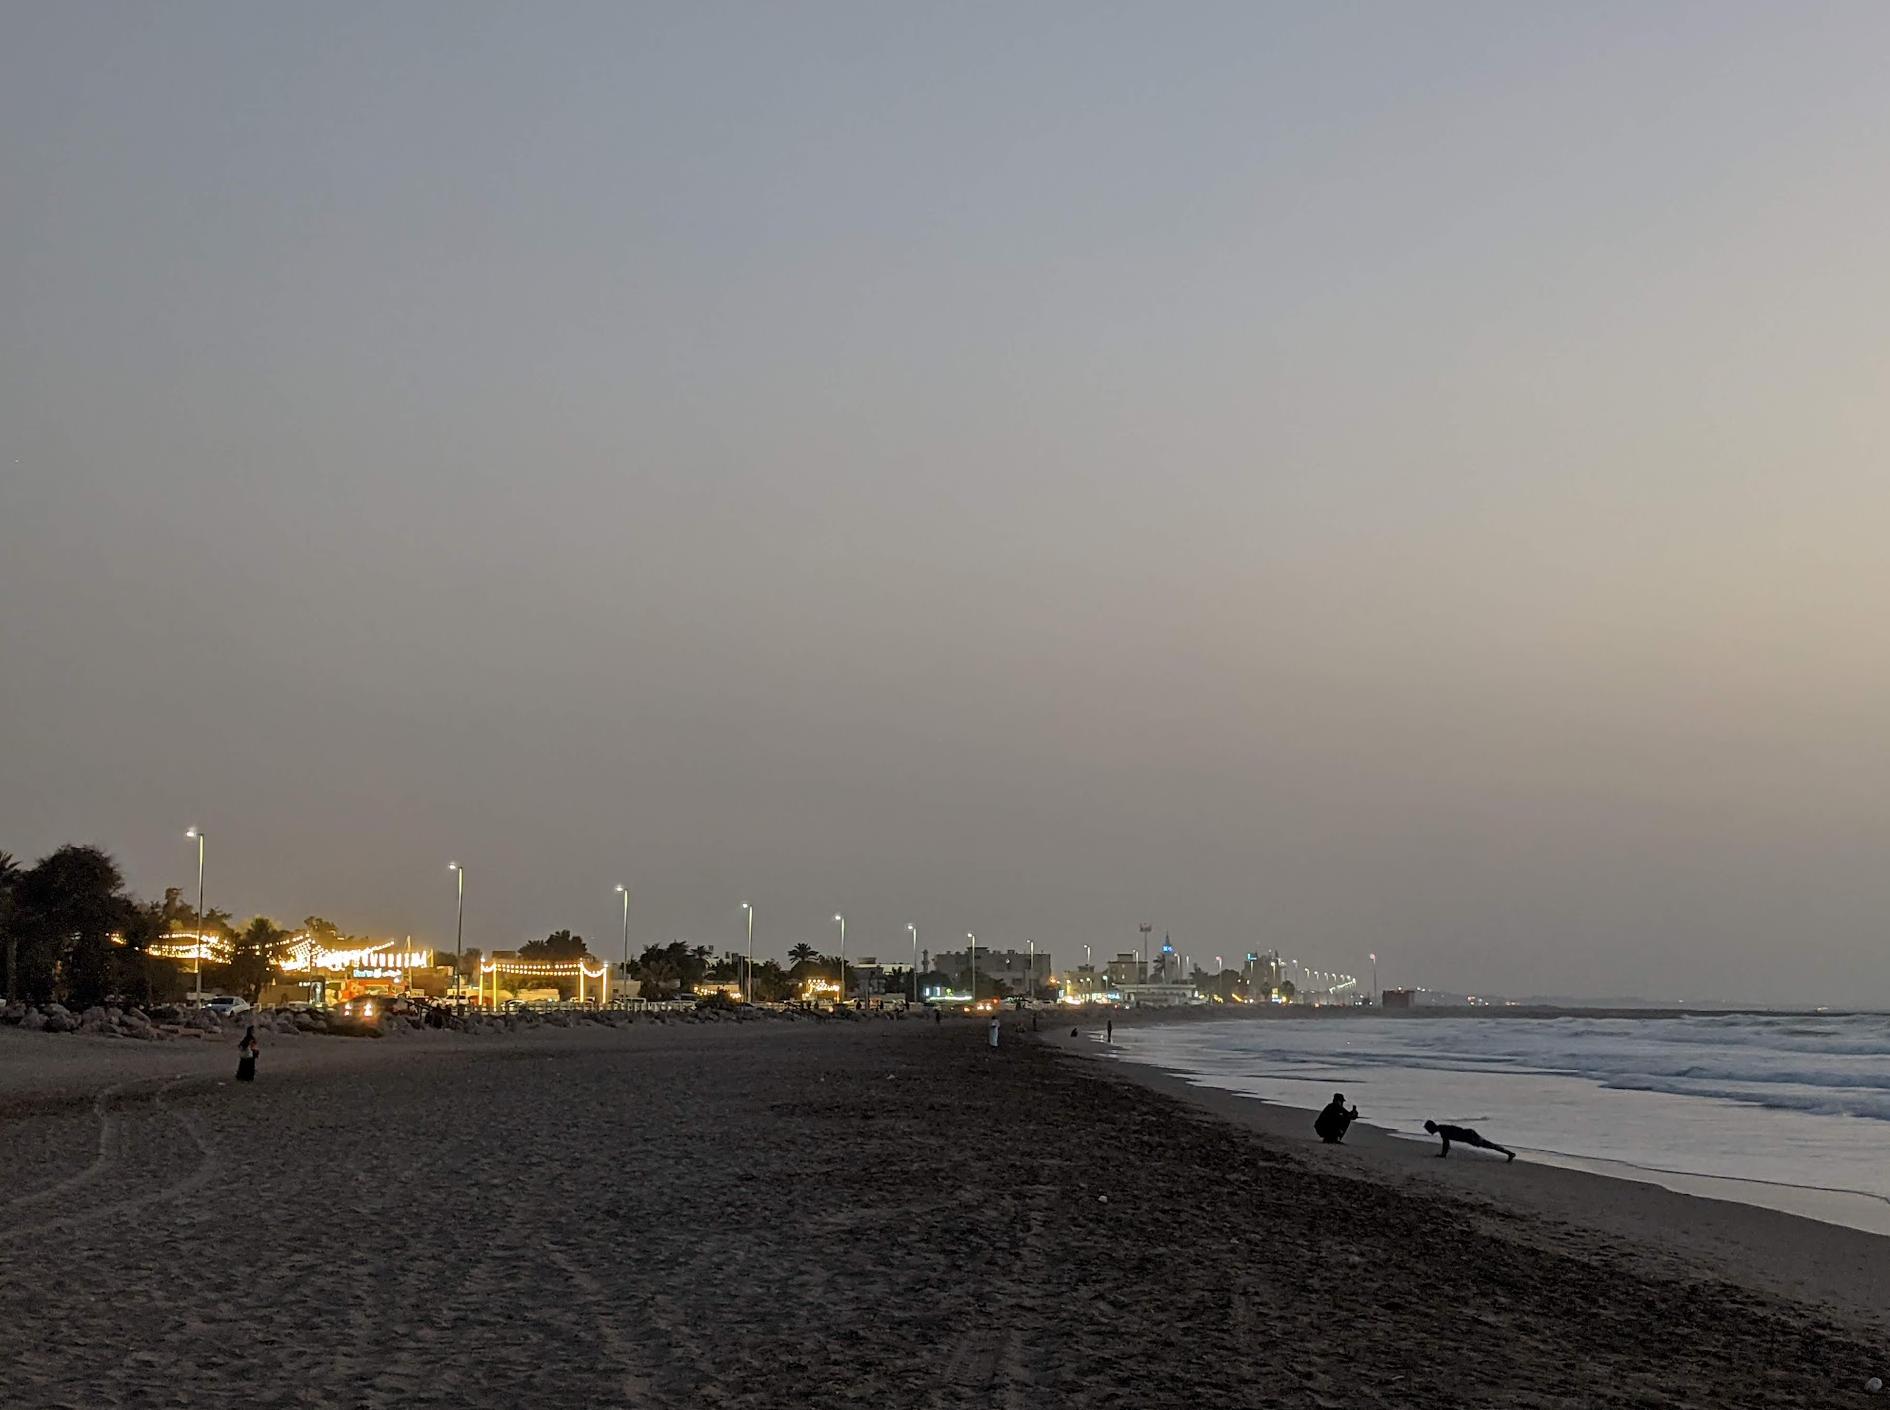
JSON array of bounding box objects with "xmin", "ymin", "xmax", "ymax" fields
[
  {"xmin": 988, "ymin": 1015, "xmax": 1000, "ymax": 1049},
  {"xmin": 1106, "ymin": 1018, "xmax": 1114, "ymax": 1044},
  {"xmin": 236, "ymin": 1025, "xmax": 259, "ymax": 1083},
  {"xmin": 1314, "ymin": 1093, "xmax": 1358, "ymax": 1144},
  {"xmin": 933, "ymin": 1007, "xmax": 942, "ymax": 1026},
  {"xmin": 1424, "ymin": 1120, "xmax": 1515, "ymax": 1162}
]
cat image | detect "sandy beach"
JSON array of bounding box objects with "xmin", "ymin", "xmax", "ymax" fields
[{"xmin": 0, "ymin": 1016, "xmax": 1883, "ymax": 1408}]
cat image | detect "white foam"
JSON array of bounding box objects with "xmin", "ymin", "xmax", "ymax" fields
[{"xmin": 1112, "ymin": 1012, "xmax": 1890, "ymax": 1233}]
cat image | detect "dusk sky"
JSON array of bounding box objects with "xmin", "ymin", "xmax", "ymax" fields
[{"xmin": 5, "ymin": 3, "xmax": 1890, "ymax": 1003}]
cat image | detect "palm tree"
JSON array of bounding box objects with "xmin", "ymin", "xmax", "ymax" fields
[{"xmin": 788, "ymin": 942, "xmax": 817, "ymax": 965}]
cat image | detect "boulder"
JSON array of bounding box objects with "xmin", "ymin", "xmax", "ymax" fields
[
  {"xmin": 20, "ymin": 1008, "xmax": 48, "ymax": 1032},
  {"xmin": 41, "ymin": 1011, "xmax": 76, "ymax": 1034},
  {"xmin": 0, "ymin": 1003, "xmax": 26, "ymax": 1025}
]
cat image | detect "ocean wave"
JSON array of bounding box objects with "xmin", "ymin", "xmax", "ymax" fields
[
  {"xmin": 1597, "ymin": 1074, "xmax": 1890, "ymax": 1122},
  {"xmin": 1143, "ymin": 1013, "xmax": 1890, "ymax": 1119}
]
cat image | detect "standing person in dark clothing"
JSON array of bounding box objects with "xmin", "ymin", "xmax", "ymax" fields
[
  {"xmin": 1105, "ymin": 1018, "xmax": 1114, "ymax": 1044},
  {"xmin": 1424, "ymin": 1119, "xmax": 1515, "ymax": 1161},
  {"xmin": 235, "ymin": 1025, "xmax": 259, "ymax": 1083},
  {"xmin": 1313, "ymin": 1093, "xmax": 1358, "ymax": 1143}
]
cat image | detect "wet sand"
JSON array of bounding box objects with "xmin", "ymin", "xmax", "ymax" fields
[
  {"xmin": 1056, "ymin": 1026, "xmax": 1890, "ymax": 1332},
  {"xmin": 0, "ymin": 1019, "xmax": 1881, "ymax": 1407}
]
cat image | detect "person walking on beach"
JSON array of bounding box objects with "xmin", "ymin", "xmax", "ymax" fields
[
  {"xmin": 1106, "ymin": 1018, "xmax": 1114, "ymax": 1044},
  {"xmin": 235, "ymin": 1025, "xmax": 259, "ymax": 1083},
  {"xmin": 988, "ymin": 1014, "xmax": 1000, "ymax": 1049},
  {"xmin": 1424, "ymin": 1119, "xmax": 1515, "ymax": 1162},
  {"xmin": 1314, "ymin": 1092, "xmax": 1358, "ymax": 1144}
]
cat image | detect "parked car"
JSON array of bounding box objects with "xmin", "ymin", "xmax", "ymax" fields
[{"xmin": 202, "ymin": 995, "xmax": 251, "ymax": 1018}]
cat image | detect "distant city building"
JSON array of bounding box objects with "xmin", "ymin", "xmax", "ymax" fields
[
  {"xmin": 1060, "ymin": 966, "xmax": 1106, "ymax": 999},
  {"xmin": 1381, "ymin": 988, "xmax": 1416, "ymax": 1010},
  {"xmin": 1104, "ymin": 952, "xmax": 1146, "ymax": 987},
  {"xmin": 931, "ymin": 948, "xmax": 1053, "ymax": 995}
]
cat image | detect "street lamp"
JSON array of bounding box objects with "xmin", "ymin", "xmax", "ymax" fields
[
  {"xmin": 967, "ymin": 932, "xmax": 977, "ymax": 1004},
  {"xmin": 184, "ymin": 827, "xmax": 206, "ymax": 1002},
  {"xmin": 449, "ymin": 863, "xmax": 464, "ymax": 1002},
  {"xmin": 615, "ymin": 884, "xmax": 632, "ymax": 971},
  {"xmin": 833, "ymin": 913, "xmax": 845, "ymax": 1004},
  {"xmin": 742, "ymin": 902, "xmax": 754, "ymax": 1005},
  {"xmin": 1370, "ymin": 951, "xmax": 1378, "ymax": 1004},
  {"xmin": 906, "ymin": 923, "xmax": 917, "ymax": 1004},
  {"xmin": 1027, "ymin": 938, "xmax": 1035, "ymax": 1003}
]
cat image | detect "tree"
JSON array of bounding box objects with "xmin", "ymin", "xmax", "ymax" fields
[
  {"xmin": 1208, "ymin": 970, "xmax": 1247, "ymax": 1003},
  {"xmin": 633, "ymin": 940, "xmax": 706, "ymax": 997},
  {"xmin": 750, "ymin": 959, "xmax": 790, "ymax": 1002},
  {"xmin": 785, "ymin": 957, "xmax": 827, "ymax": 995},
  {"xmin": 635, "ymin": 940, "xmax": 707, "ymax": 998},
  {"xmin": 302, "ymin": 916, "xmax": 343, "ymax": 951},
  {"xmin": 521, "ymin": 929, "xmax": 587, "ymax": 961},
  {"xmin": 787, "ymin": 942, "xmax": 817, "ymax": 965},
  {"xmin": 114, "ymin": 896, "xmax": 171, "ymax": 1006},
  {"xmin": 16, "ymin": 844, "xmax": 127, "ymax": 1007},
  {"xmin": 0, "ymin": 852, "xmax": 19, "ymax": 1004},
  {"xmin": 230, "ymin": 916, "xmax": 290, "ymax": 1001}
]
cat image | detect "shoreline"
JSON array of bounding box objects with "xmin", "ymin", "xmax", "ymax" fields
[{"xmin": 1047, "ymin": 1026, "xmax": 1890, "ymax": 1335}]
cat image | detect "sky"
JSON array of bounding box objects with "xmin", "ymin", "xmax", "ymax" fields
[{"xmin": 4, "ymin": 2, "xmax": 1890, "ymax": 1004}]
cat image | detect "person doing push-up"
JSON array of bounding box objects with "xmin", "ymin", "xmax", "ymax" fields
[{"xmin": 1424, "ymin": 1120, "xmax": 1515, "ymax": 1161}]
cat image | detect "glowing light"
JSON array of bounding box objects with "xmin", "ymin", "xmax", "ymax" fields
[
  {"xmin": 278, "ymin": 942, "xmax": 434, "ymax": 974},
  {"xmin": 478, "ymin": 960, "xmax": 607, "ymax": 978}
]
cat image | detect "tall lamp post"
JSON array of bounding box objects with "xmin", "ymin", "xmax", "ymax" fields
[
  {"xmin": 906, "ymin": 923, "xmax": 917, "ymax": 1004},
  {"xmin": 1027, "ymin": 938, "xmax": 1036, "ymax": 1002},
  {"xmin": 832, "ymin": 913, "xmax": 846, "ymax": 1005},
  {"xmin": 1370, "ymin": 951, "xmax": 1378, "ymax": 1005},
  {"xmin": 742, "ymin": 902, "xmax": 754, "ymax": 1004},
  {"xmin": 449, "ymin": 862, "xmax": 464, "ymax": 1003},
  {"xmin": 967, "ymin": 932, "xmax": 977, "ymax": 1005},
  {"xmin": 616, "ymin": 883, "xmax": 631, "ymax": 974},
  {"xmin": 184, "ymin": 827, "xmax": 206, "ymax": 1001}
]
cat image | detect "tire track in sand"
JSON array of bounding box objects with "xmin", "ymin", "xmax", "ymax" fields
[
  {"xmin": 937, "ymin": 1177, "xmax": 1053, "ymax": 1409},
  {"xmin": 0, "ymin": 1078, "xmax": 218, "ymax": 1248},
  {"xmin": 541, "ymin": 1235, "xmax": 656, "ymax": 1403},
  {"xmin": 0, "ymin": 1080, "xmax": 136, "ymax": 1213}
]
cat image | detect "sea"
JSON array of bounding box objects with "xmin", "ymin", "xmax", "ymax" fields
[{"xmin": 1107, "ymin": 1012, "xmax": 1890, "ymax": 1235}]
